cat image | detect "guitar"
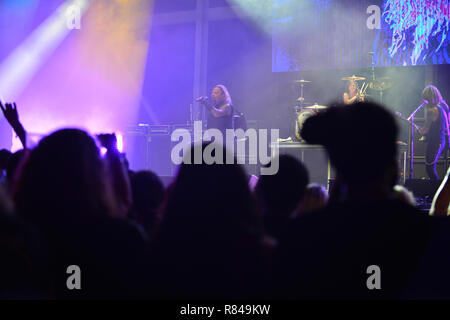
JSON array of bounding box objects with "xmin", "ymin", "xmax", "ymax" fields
[{"xmin": 395, "ymin": 112, "xmax": 426, "ymax": 141}]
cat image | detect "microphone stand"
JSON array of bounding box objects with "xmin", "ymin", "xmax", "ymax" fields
[
  {"xmin": 369, "ymin": 52, "xmax": 378, "ymax": 102},
  {"xmin": 300, "ymin": 81, "xmax": 305, "ymax": 109},
  {"xmin": 370, "ymin": 52, "xmax": 375, "ymax": 83},
  {"xmin": 407, "ymin": 103, "xmax": 425, "ymax": 179}
]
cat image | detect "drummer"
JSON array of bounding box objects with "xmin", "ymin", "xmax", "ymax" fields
[{"xmin": 343, "ymin": 80, "xmax": 364, "ymax": 105}]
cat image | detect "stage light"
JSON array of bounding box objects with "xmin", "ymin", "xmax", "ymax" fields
[
  {"xmin": 116, "ymin": 132, "xmax": 124, "ymax": 153},
  {"xmin": 0, "ymin": 0, "xmax": 90, "ymax": 101},
  {"xmin": 226, "ymin": 0, "xmax": 273, "ymax": 34},
  {"xmin": 2, "ymin": 0, "xmax": 153, "ymax": 156}
]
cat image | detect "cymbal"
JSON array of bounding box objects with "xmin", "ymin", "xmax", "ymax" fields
[
  {"xmin": 342, "ymin": 75, "xmax": 366, "ymax": 81},
  {"xmin": 370, "ymin": 77, "xmax": 393, "ymax": 91},
  {"xmin": 295, "ymin": 79, "xmax": 311, "ymax": 83},
  {"xmin": 305, "ymin": 104, "xmax": 328, "ymax": 109}
]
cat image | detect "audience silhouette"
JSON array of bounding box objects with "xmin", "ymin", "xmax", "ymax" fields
[
  {"xmin": 150, "ymin": 142, "xmax": 263, "ymax": 299},
  {"xmin": 0, "ymin": 100, "xmax": 448, "ymax": 300},
  {"xmin": 255, "ymin": 154, "xmax": 309, "ymax": 240},
  {"xmin": 273, "ymin": 102, "xmax": 436, "ymax": 299}
]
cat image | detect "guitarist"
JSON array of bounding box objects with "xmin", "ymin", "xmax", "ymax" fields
[{"xmin": 418, "ymin": 85, "xmax": 450, "ymax": 180}]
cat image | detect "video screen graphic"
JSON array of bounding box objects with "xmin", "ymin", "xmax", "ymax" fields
[{"xmin": 272, "ymin": 0, "xmax": 450, "ymax": 72}]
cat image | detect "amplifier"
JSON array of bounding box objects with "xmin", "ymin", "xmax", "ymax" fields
[
  {"xmin": 123, "ymin": 124, "xmax": 190, "ymax": 176},
  {"xmin": 126, "ymin": 124, "xmax": 175, "ymax": 136},
  {"xmin": 171, "ymin": 124, "xmax": 193, "ymax": 133},
  {"xmin": 410, "ymin": 157, "xmax": 449, "ymax": 180},
  {"xmin": 148, "ymin": 125, "xmax": 171, "ymax": 135},
  {"xmin": 125, "ymin": 124, "xmax": 149, "ymax": 136}
]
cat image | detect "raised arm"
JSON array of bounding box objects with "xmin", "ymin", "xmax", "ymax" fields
[
  {"xmin": 0, "ymin": 101, "xmax": 26, "ymax": 149},
  {"xmin": 197, "ymin": 96, "xmax": 213, "ymax": 111},
  {"xmin": 343, "ymin": 93, "xmax": 357, "ymax": 105},
  {"xmin": 197, "ymin": 96, "xmax": 232, "ymax": 118},
  {"xmin": 97, "ymin": 133, "xmax": 132, "ymax": 217}
]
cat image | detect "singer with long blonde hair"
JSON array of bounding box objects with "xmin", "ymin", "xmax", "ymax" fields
[{"xmin": 196, "ymin": 85, "xmax": 233, "ymax": 137}]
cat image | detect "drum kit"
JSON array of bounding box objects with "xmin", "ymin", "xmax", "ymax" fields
[
  {"xmin": 294, "ymin": 79, "xmax": 327, "ymax": 141},
  {"xmin": 293, "ymin": 75, "xmax": 393, "ymax": 142}
]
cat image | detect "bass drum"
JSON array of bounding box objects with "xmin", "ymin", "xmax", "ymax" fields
[{"xmin": 295, "ymin": 109, "xmax": 316, "ymax": 142}]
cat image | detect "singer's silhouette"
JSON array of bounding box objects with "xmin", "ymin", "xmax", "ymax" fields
[{"xmin": 196, "ymin": 85, "xmax": 233, "ymax": 138}]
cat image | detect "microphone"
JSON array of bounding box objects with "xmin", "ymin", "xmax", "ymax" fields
[{"xmin": 195, "ymin": 96, "xmax": 207, "ymax": 102}]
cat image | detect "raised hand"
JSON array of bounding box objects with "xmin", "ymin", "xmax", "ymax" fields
[
  {"xmin": 0, "ymin": 101, "xmax": 20, "ymax": 127},
  {"xmin": 196, "ymin": 96, "xmax": 213, "ymax": 111},
  {"xmin": 0, "ymin": 100, "xmax": 26, "ymax": 149},
  {"xmin": 97, "ymin": 133, "xmax": 118, "ymax": 151}
]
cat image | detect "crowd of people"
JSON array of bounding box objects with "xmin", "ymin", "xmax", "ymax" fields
[{"xmin": 0, "ymin": 98, "xmax": 450, "ymax": 300}]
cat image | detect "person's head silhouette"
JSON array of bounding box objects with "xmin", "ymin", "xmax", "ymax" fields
[{"xmin": 301, "ymin": 102, "xmax": 398, "ymax": 199}]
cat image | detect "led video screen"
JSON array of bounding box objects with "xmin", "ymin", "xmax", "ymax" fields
[{"xmin": 273, "ymin": 0, "xmax": 450, "ymax": 72}]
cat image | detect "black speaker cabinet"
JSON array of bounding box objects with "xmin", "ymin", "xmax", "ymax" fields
[
  {"xmin": 123, "ymin": 133, "xmax": 175, "ymax": 176},
  {"xmin": 273, "ymin": 144, "xmax": 334, "ymax": 188},
  {"xmin": 147, "ymin": 135, "xmax": 175, "ymax": 176},
  {"xmin": 123, "ymin": 133, "xmax": 147, "ymax": 172},
  {"xmin": 411, "ymin": 157, "xmax": 449, "ymax": 180}
]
